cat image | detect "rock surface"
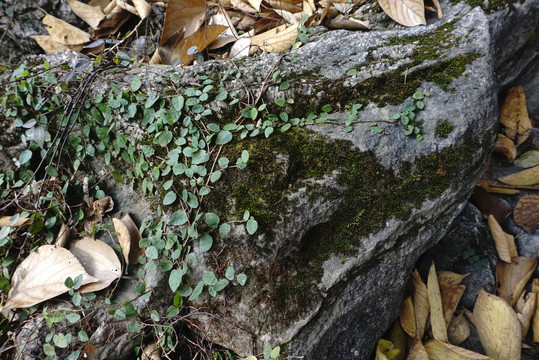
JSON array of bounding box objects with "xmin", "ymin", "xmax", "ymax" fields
[{"xmin": 0, "ymin": 0, "xmax": 537, "ymax": 359}]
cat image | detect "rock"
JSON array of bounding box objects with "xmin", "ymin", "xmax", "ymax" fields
[{"xmin": 0, "ymin": 0, "xmax": 536, "ymax": 359}]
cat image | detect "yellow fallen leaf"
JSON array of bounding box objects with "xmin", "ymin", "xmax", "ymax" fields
[
  {"xmin": 407, "ymin": 339, "xmax": 429, "ymax": 360},
  {"xmin": 411, "ymin": 268, "xmax": 429, "ymax": 339},
  {"xmin": 513, "ymin": 194, "xmax": 539, "ymax": 233},
  {"xmin": 0, "ymin": 215, "xmax": 30, "ymax": 227},
  {"xmin": 515, "ymin": 290, "xmax": 535, "ymax": 337},
  {"xmin": 113, "ymin": 214, "xmax": 143, "ymax": 266},
  {"xmin": 437, "ymin": 270, "xmax": 469, "ymax": 287},
  {"xmin": 31, "ymin": 35, "xmax": 84, "ymax": 54},
  {"xmin": 141, "ymin": 342, "xmax": 161, "ymax": 360},
  {"xmin": 424, "ymin": 339, "xmax": 493, "ymax": 359},
  {"xmin": 160, "ymin": 0, "xmax": 206, "ymax": 46},
  {"xmin": 487, "ymin": 214, "xmax": 517, "ymax": 263},
  {"xmin": 476, "ymin": 179, "xmax": 520, "ymax": 195},
  {"xmin": 377, "ymin": 0, "xmax": 426, "ymax": 27},
  {"xmin": 428, "ymin": 262, "xmax": 448, "ymax": 342},
  {"xmin": 267, "ymin": 0, "xmax": 302, "ymax": 12},
  {"xmin": 246, "ymin": 0, "xmax": 262, "ymax": 11},
  {"xmin": 399, "ymin": 295, "xmax": 416, "ymax": 337},
  {"xmin": 448, "ymin": 312, "xmax": 470, "ymax": 346},
  {"xmin": 499, "ymin": 85, "xmax": 531, "ymax": 146},
  {"xmin": 250, "ymin": 24, "xmax": 298, "ymax": 53},
  {"xmin": 69, "ymin": 238, "xmax": 121, "ymax": 293},
  {"xmin": 473, "ymin": 289, "xmax": 521, "ymax": 360},
  {"xmin": 0, "ymin": 245, "xmax": 97, "ymax": 311},
  {"xmin": 532, "ymin": 279, "xmax": 539, "ymax": 342},
  {"xmin": 67, "ymin": 0, "xmax": 106, "ymax": 28},
  {"xmin": 496, "ymin": 256, "xmax": 537, "ymax": 306},
  {"xmin": 42, "ymin": 13, "xmax": 90, "ymax": 45},
  {"xmin": 92, "ymin": 5, "xmax": 131, "ymax": 37},
  {"xmin": 172, "ymin": 25, "xmax": 228, "ymax": 67},
  {"xmin": 498, "ymin": 165, "xmax": 539, "ymax": 186},
  {"xmin": 375, "ymin": 339, "xmax": 399, "ymax": 360},
  {"xmin": 493, "ymin": 133, "xmax": 516, "ymax": 163},
  {"xmin": 132, "ymin": 0, "xmax": 152, "ymax": 18},
  {"xmin": 440, "ymin": 283, "xmax": 465, "ymax": 327}
]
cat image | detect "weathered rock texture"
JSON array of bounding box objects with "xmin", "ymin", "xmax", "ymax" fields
[{"xmin": 0, "ymin": 0, "xmax": 536, "ymax": 359}]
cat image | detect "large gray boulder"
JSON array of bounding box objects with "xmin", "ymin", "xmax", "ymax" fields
[{"xmin": 0, "ymin": 0, "xmax": 536, "ymax": 359}]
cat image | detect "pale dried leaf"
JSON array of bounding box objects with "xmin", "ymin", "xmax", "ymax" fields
[
  {"xmin": 406, "ymin": 339, "xmax": 429, "ymax": 360},
  {"xmin": 31, "ymin": 35, "xmax": 84, "ymax": 54},
  {"xmin": 246, "ymin": 0, "xmax": 262, "ymax": 11},
  {"xmin": 267, "ymin": 0, "xmax": 302, "ymax": 12},
  {"xmin": 113, "ymin": 218, "xmax": 131, "ymax": 265},
  {"xmin": 172, "ymin": 25, "xmax": 228, "ymax": 66},
  {"xmin": 488, "ymin": 214, "xmax": 517, "ymax": 262},
  {"xmin": 500, "ymin": 86, "xmax": 531, "ymax": 146},
  {"xmin": 230, "ymin": 37, "xmax": 251, "ymax": 58},
  {"xmin": 93, "ymin": 5, "xmax": 130, "ymax": 37},
  {"xmin": 377, "ymin": 0, "xmax": 426, "ymax": 27},
  {"xmin": 498, "ymin": 165, "xmax": 539, "ymax": 186},
  {"xmin": 448, "ymin": 312, "xmax": 471, "ymax": 346},
  {"xmin": 55, "ymin": 223, "xmax": 70, "ymax": 248},
  {"xmin": 0, "ymin": 216, "xmax": 30, "ymax": 227},
  {"xmin": 160, "ymin": 0, "xmax": 206, "ymax": 46},
  {"xmin": 250, "ymin": 24, "xmax": 298, "ymax": 52},
  {"xmin": 493, "ymin": 133, "xmax": 516, "ymax": 163},
  {"xmin": 327, "ymin": 15, "xmax": 369, "ymax": 30},
  {"xmin": 132, "ymin": 0, "xmax": 152, "ymax": 18},
  {"xmin": 70, "ymin": 238, "xmax": 121, "ymax": 293},
  {"xmin": 473, "ymin": 289, "xmax": 521, "ymax": 360},
  {"xmin": 428, "ymin": 262, "xmax": 448, "ymax": 342},
  {"xmin": 67, "ymin": 0, "xmax": 106, "ymax": 28},
  {"xmin": 89, "ymin": 0, "xmax": 111, "ymax": 10},
  {"xmin": 476, "ymin": 179, "xmax": 520, "ymax": 195},
  {"xmin": 424, "ymin": 339, "xmax": 492, "ymax": 359},
  {"xmin": 273, "ymin": 9, "xmax": 298, "ymax": 24},
  {"xmin": 231, "ymin": 0, "xmax": 258, "ymax": 14},
  {"xmin": 42, "ymin": 13, "xmax": 90, "ymax": 45},
  {"xmin": 120, "ymin": 214, "xmax": 143, "ymax": 264},
  {"xmin": 303, "ymin": 0, "xmax": 316, "ymax": 15},
  {"xmin": 515, "ymin": 291, "xmax": 535, "ymax": 337},
  {"xmin": 142, "ymin": 342, "xmax": 162, "ymax": 360},
  {"xmin": 496, "ymin": 256, "xmax": 537, "ymax": 306},
  {"xmin": 515, "ymin": 150, "xmax": 539, "ymax": 169},
  {"xmin": 532, "ymin": 279, "xmax": 539, "ymax": 342},
  {"xmin": 1, "ymin": 245, "xmax": 97, "ymax": 311},
  {"xmin": 411, "ymin": 269, "xmax": 429, "ymax": 339},
  {"xmin": 92, "ymin": 196, "xmax": 114, "ymax": 217},
  {"xmin": 437, "ymin": 270, "xmax": 469, "ymax": 287},
  {"xmin": 514, "ymin": 195, "xmax": 539, "ymax": 233},
  {"xmin": 399, "ymin": 295, "xmax": 416, "ymax": 337},
  {"xmin": 441, "ymin": 284, "xmax": 465, "ymax": 327}
]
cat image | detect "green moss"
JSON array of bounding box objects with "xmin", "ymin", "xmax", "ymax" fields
[
  {"xmin": 219, "ymin": 127, "xmax": 492, "ymax": 322},
  {"xmin": 435, "ymin": 120, "xmax": 454, "ymax": 137},
  {"xmin": 449, "ymin": 0, "xmax": 522, "ymax": 13}
]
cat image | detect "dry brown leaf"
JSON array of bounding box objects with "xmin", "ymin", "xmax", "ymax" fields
[
  {"xmin": 437, "ymin": 270, "xmax": 469, "ymax": 287},
  {"xmin": 440, "ymin": 284, "xmax": 465, "ymax": 327},
  {"xmin": 0, "ymin": 245, "xmax": 97, "ymax": 311},
  {"xmin": 89, "ymin": 0, "xmax": 111, "ymax": 10},
  {"xmin": 399, "ymin": 295, "xmax": 416, "ymax": 337},
  {"xmin": 500, "ymin": 86, "xmax": 531, "ymax": 146},
  {"xmin": 487, "ymin": 214, "xmax": 517, "ymax": 263},
  {"xmin": 303, "ymin": 0, "xmax": 316, "ymax": 15},
  {"xmin": 132, "ymin": 0, "xmax": 152, "ymax": 18},
  {"xmin": 55, "ymin": 223, "xmax": 70, "ymax": 248},
  {"xmin": 273, "ymin": 9, "xmax": 298, "ymax": 24},
  {"xmin": 67, "ymin": 0, "xmax": 106, "ymax": 28},
  {"xmin": 424, "ymin": 339, "xmax": 492, "ymax": 360},
  {"xmin": 229, "ymin": 37, "xmax": 251, "ymax": 58},
  {"xmin": 496, "ymin": 256, "xmax": 537, "ymax": 306},
  {"xmin": 411, "ymin": 269, "xmax": 429, "ymax": 339},
  {"xmin": 327, "ymin": 15, "xmax": 369, "ymax": 30},
  {"xmin": 498, "ymin": 165, "xmax": 539, "ymax": 186},
  {"xmin": 42, "ymin": 13, "xmax": 90, "ymax": 45},
  {"xmin": 407, "ymin": 338, "xmax": 429, "ymax": 360},
  {"xmin": 473, "ymin": 289, "xmax": 521, "ymax": 360},
  {"xmin": 93, "ymin": 5, "xmax": 131, "ymax": 37},
  {"xmin": 267, "ymin": 0, "xmax": 302, "ymax": 12},
  {"xmin": 476, "ymin": 179, "xmax": 520, "ymax": 195},
  {"xmin": 160, "ymin": 0, "xmax": 206, "ymax": 46},
  {"xmin": 448, "ymin": 312, "xmax": 470, "ymax": 346},
  {"xmin": 428, "ymin": 262, "xmax": 448, "ymax": 342},
  {"xmin": 532, "ymin": 279, "xmax": 539, "ymax": 342},
  {"xmin": 424, "ymin": 0, "xmax": 442, "ymax": 19},
  {"xmin": 250, "ymin": 24, "xmax": 298, "ymax": 52},
  {"xmin": 471, "ymin": 186, "xmax": 513, "ymax": 223},
  {"xmin": 493, "ymin": 133, "xmax": 517, "ymax": 163},
  {"xmin": 389, "ymin": 320, "xmax": 406, "ymax": 360},
  {"xmin": 246, "ymin": 0, "xmax": 262, "ymax": 11},
  {"xmin": 69, "ymin": 238, "xmax": 121, "ymax": 293},
  {"xmin": 0, "ymin": 216, "xmax": 30, "ymax": 227},
  {"xmin": 172, "ymin": 25, "xmax": 228, "ymax": 66},
  {"xmin": 515, "ymin": 291, "xmax": 535, "ymax": 337},
  {"xmin": 514, "ymin": 194, "xmax": 539, "ymax": 233},
  {"xmin": 377, "ymin": 0, "xmax": 426, "ymax": 27},
  {"xmin": 113, "ymin": 215, "xmax": 142, "ymax": 266},
  {"xmin": 31, "ymin": 35, "xmax": 85, "ymax": 54},
  {"xmin": 231, "ymin": 0, "xmax": 259, "ymax": 14},
  {"xmin": 142, "ymin": 342, "xmax": 162, "ymax": 360}
]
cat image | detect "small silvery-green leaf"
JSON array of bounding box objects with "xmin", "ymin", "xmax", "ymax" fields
[
  {"xmin": 389, "ymin": 112, "xmax": 400, "ymax": 120},
  {"xmin": 45, "ymin": 166, "xmax": 59, "ymax": 177},
  {"xmin": 347, "ymin": 69, "xmax": 358, "ymax": 76},
  {"xmin": 160, "ymin": 259, "xmax": 173, "ymax": 272},
  {"xmin": 416, "ymin": 134, "xmax": 423, "ymax": 142},
  {"xmin": 279, "ymin": 81, "xmax": 290, "ymax": 90},
  {"xmin": 205, "ymin": 213, "xmax": 220, "ymax": 228},
  {"xmin": 246, "ymin": 218, "xmax": 258, "ymax": 235},
  {"xmin": 18, "ymin": 150, "xmax": 32, "ymax": 165},
  {"xmin": 265, "ymin": 127, "xmax": 274, "ymax": 138},
  {"xmin": 126, "ymin": 320, "xmax": 141, "ymax": 333},
  {"xmin": 202, "ymin": 271, "xmax": 218, "ymax": 286},
  {"xmin": 218, "ymin": 157, "xmax": 229, "ymax": 169},
  {"xmin": 241, "ymin": 150, "xmax": 249, "ymax": 163},
  {"xmin": 412, "ymin": 91, "xmax": 424, "ymax": 100},
  {"xmin": 166, "ymin": 305, "xmax": 179, "ymax": 317},
  {"xmin": 191, "ymin": 150, "xmax": 210, "ymax": 164},
  {"xmin": 146, "ymin": 246, "xmax": 158, "ymax": 259},
  {"xmin": 210, "ymin": 170, "xmax": 222, "ymax": 183},
  {"xmin": 264, "ymin": 344, "xmax": 272, "ymax": 359},
  {"xmin": 131, "ymin": 76, "xmax": 141, "ymax": 92},
  {"xmin": 215, "ymin": 90, "xmax": 228, "ymax": 101},
  {"xmin": 416, "ymin": 101, "xmax": 424, "ymax": 110},
  {"xmin": 78, "ymin": 330, "xmax": 88, "ymax": 342},
  {"xmin": 188, "ymin": 281, "xmax": 204, "ymax": 300},
  {"xmin": 236, "ymin": 273, "xmax": 247, "ymax": 286},
  {"xmin": 145, "ymin": 92, "xmax": 159, "ymax": 108},
  {"xmin": 199, "ymin": 186, "xmax": 211, "ymax": 196},
  {"xmin": 214, "ymin": 278, "xmax": 229, "ymax": 292},
  {"xmin": 53, "ymin": 333, "xmax": 69, "ymax": 348},
  {"xmin": 219, "ymin": 223, "xmax": 231, "ymax": 235},
  {"xmin": 271, "ymin": 346, "xmax": 281, "ymax": 358},
  {"xmin": 401, "ymin": 116, "xmax": 409, "ymax": 126},
  {"xmin": 163, "ymin": 191, "xmax": 177, "ymax": 205},
  {"xmin": 275, "ymin": 98, "xmax": 286, "ymax": 107},
  {"xmin": 43, "ymin": 344, "xmax": 56, "ymax": 356},
  {"xmin": 404, "ymin": 125, "xmax": 414, "ymax": 136},
  {"xmin": 178, "ymin": 285, "xmax": 193, "ymax": 297},
  {"xmin": 370, "ymin": 125, "xmax": 383, "ymax": 134},
  {"xmin": 225, "ymin": 266, "xmax": 235, "ymax": 281},
  {"xmin": 215, "ymin": 130, "xmax": 233, "ymax": 145},
  {"xmin": 150, "ymin": 310, "xmax": 160, "ymax": 322},
  {"xmin": 243, "ymin": 210, "xmax": 250, "ymax": 221},
  {"xmin": 199, "ymin": 233, "xmax": 213, "ymax": 253},
  {"xmin": 344, "ymin": 126, "xmax": 353, "ymax": 133},
  {"xmin": 321, "ymin": 104, "xmax": 332, "ymax": 112},
  {"xmin": 170, "ymin": 210, "xmax": 187, "ymax": 225},
  {"xmin": 169, "ymin": 268, "xmax": 183, "ymax": 292},
  {"xmin": 65, "ymin": 312, "xmax": 80, "ymax": 324},
  {"xmin": 171, "ymin": 95, "xmax": 184, "ymax": 112}
]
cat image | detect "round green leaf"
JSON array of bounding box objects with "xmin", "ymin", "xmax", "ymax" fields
[
  {"xmin": 202, "ymin": 271, "xmax": 218, "ymax": 286},
  {"xmin": 199, "ymin": 233, "xmax": 213, "ymax": 253},
  {"xmin": 215, "ymin": 130, "xmax": 233, "ymax": 145},
  {"xmin": 236, "ymin": 273, "xmax": 247, "ymax": 286},
  {"xmin": 169, "ymin": 268, "xmax": 184, "ymax": 292},
  {"xmin": 225, "ymin": 266, "xmax": 235, "ymax": 281},
  {"xmin": 170, "ymin": 210, "xmax": 187, "ymax": 226},
  {"xmin": 163, "ymin": 191, "xmax": 177, "ymax": 205},
  {"xmin": 219, "ymin": 223, "xmax": 231, "ymax": 236},
  {"xmin": 205, "ymin": 213, "xmax": 220, "ymax": 228},
  {"xmin": 246, "ymin": 218, "xmax": 258, "ymax": 235}
]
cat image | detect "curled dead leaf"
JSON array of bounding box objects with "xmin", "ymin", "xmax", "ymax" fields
[
  {"xmin": 476, "ymin": 179, "xmax": 520, "ymax": 195},
  {"xmin": 113, "ymin": 214, "xmax": 143, "ymax": 265},
  {"xmin": 428, "ymin": 262, "xmax": 448, "ymax": 342},
  {"xmin": 411, "ymin": 268, "xmax": 429, "ymax": 339},
  {"xmin": 471, "ymin": 186, "xmax": 512, "ymax": 223},
  {"xmin": 69, "ymin": 238, "xmax": 121, "ymax": 293},
  {"xmin": 377, "ymin": 0, "xmax": 426, "ymax": 27},
  {"xmin": 496, "ymin": 256, "xmax": 537, "ymax": 307},
  {"xmin": 424, "ymin": 339, "xmax": 492, "ymax": 359},
  {"xmin": 448, "ymin": 312, "xmax": 471, "ymax": 346},
  {"xmin": 513, "ymin": 194, "xmax": 539, "ymax": 233},
  {"xmin": 500, "ymin": 86, "xmax": 531, "ymax": 146},
  {"xmin": 55, "ymin": 223, "xmax": 70, "ymax": 248},
  {"xmin": 399, "ymin": 295, "xmax": 416, "ymax": 337},
  {"xmin": 250, "ymin": 24, "xmax": 298, "ymax": 53},
  {"xmin": 473, "ymin": 289, "xmax": 521, "ymax": 360},
  {"xmin": 172, "ymin": 25, "xmax": 228, "ymax": 67},
  {"xmin": 67, "ymin": 0, "xmax": 106, "ymax": 28},
  {"xmin": 515, "ymin": 291, "xmax": 535, "ymax": 337},
  {"xmin": 1, "ymin": 245, "xmax": 97, "ymax": 311},
  {"xmin": 532, "ymin": 279, "xmax": 539, "ymax": 342},
  {"xmin": 42, "ymin": 13, "xmax": 91, "ymax": 45},
  {"xmin": 493, "ymin": 133, "xmax": 516, "ymax": 163},
  {"xmin": 407, "ymin": 339, "xmax": 429, "ymax": 360},
  {"xmin": 440, "ymin": 283, "xmax": 465, "ymax": 327},
  {"xmin": 0, "ymin": 216, "xmax": 30, "ymax": 227},
  {"xmin": 487, "ymin": 214, "xmax": 517, "ymax": 263},
  {"xmin": 437, "ymin": 270, "xmax": 469, "ymax": 287},
  {"xmin": 498, "ymin": 165, "xmax": 539, "ymax": 186}
]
